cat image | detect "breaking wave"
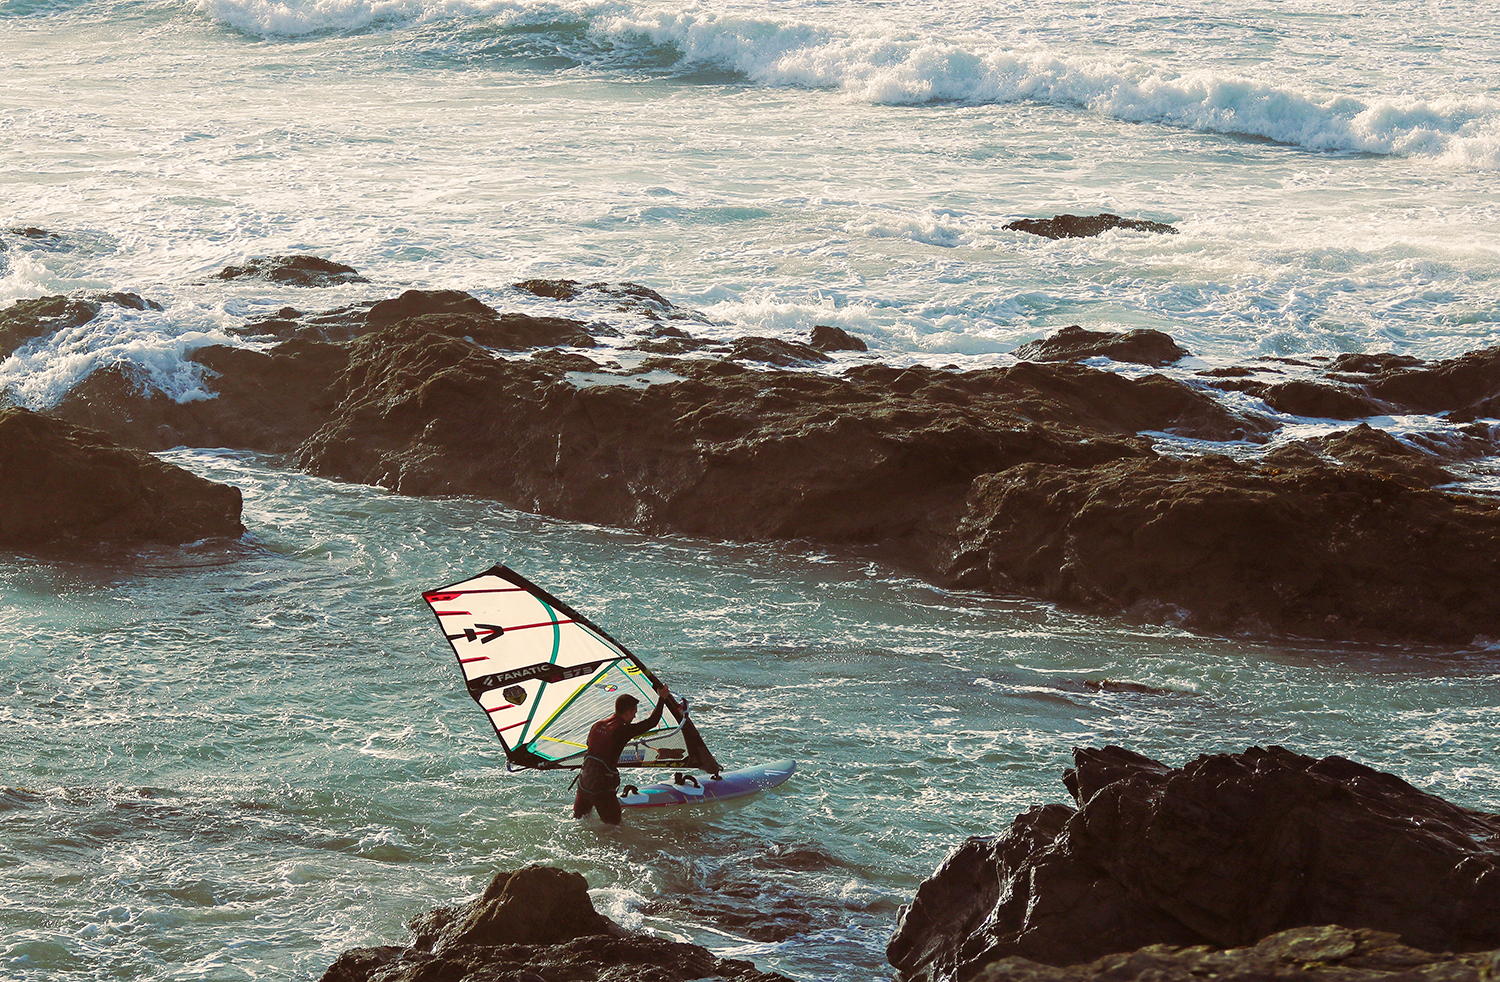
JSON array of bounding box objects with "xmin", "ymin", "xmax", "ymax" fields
[{"xmin": 189, "ymin": 0, "xmax": 1500, "ymax": 168}]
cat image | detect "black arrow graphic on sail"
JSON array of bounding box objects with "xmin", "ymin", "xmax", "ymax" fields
[{"xmin": 450, "ymin": 623, "xmax": 506, "ymax": 644}]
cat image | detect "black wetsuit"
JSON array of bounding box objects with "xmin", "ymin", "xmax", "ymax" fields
[{"xmin": 572, "ymin": 697, "xmax": 665, "ymax": 825}]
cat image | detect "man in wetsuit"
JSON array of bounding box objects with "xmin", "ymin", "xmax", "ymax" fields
[{"xmin": 573, "ymin": 684, "xmax": 671, "ymax": 825}]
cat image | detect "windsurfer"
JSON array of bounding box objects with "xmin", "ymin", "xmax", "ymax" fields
[{"xmin": 573, "ymin": 684, "xmax": 671, "ymax": 825}]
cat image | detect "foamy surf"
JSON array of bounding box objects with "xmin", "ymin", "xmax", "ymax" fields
[{"xmin": 184, "ymin": 0, "xmax": 1500, "ymax": 168}]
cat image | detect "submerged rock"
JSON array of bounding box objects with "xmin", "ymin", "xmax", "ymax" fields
[
  {"xmin": 0, "ymin": 407, "xmax": 243, "ymax": 548},
  {"xmin": 0, "ymin": 292, "xmax": 163, "ymax": 359},
  {"xmin": 1012, "ymin": 325, "xmax": 1189, "ymax": 368},
  {"xmin": 319, "ymin": 865, "xmax": 791, "ymax": 982},
  {"xmin": 1004, "ymin": 214, "xmax": 1177, "ymax": 239},
  {"xmin": 214, "ymin": 254, "xmax": 369, "ymax": 287},
  {"xmin": 888, "ymin": 746, "xmax": 1500, "ymax": 982},
  {"xmin": 971, "ymin": 925, "xmax": 1500, "ymax": 982}
]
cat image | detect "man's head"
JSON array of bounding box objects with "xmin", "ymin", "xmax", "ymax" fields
[{"xmin": 614, "ymin": 693, "xmax": 639, "ymax": 718}]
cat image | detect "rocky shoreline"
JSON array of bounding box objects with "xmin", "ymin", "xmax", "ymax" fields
[
  {"xmin": 314, "ymin": 746, "xmax": 1500, "ymax": 982},
  {"xmin": 5, "ymin": 261, "xmax": 1500, "ymax": 642}
]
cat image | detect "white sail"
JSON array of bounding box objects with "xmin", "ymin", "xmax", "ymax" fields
[{"xmin": 423, "ymin": 565, "xmax": 701, "ymax": 770}]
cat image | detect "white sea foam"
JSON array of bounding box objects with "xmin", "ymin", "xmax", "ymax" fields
[
  {"xmin": 609, "ymin": 9, "xmax": 1500, "ymax": 167},
  {"xmin": 0, "ymin": 306, "xmax": 229, "ymax": 411},
  {"xmin": 187, "ymin": 0, "xmax": 1500, "ymax": 168}
]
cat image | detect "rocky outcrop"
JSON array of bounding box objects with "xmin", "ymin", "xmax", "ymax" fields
[
  {"xmin": 52, "ymin": 338, "xmax": 350, "ymax": 453},
  {"xmin": 944, "ymin": 449, "xmax": 1500, "ymax": 643},
  {"xmin": 728, "ymin": 336, "xmax": 831, "ymax": 367},
  {"xmin": 291, "ymin": 320, "xmax": 1264, "ymax": 573},
  {"xmin": 1198, "ymin": 346, "xmax": 1500, "ymax": 421},
  {"xmin": 0, "ymin": 407, "xmax": 243, "ymax": 548},
  {"xmin": 1004, "ymin": 214, "xmax": 1177, "ymax": 239},
  {"xmin": 970, "ymin": 925, "xmax": 1500, "ymax": 982},
  {"xmin": 50, "ymin": 291, "xmax": 599, "ymax": 452},
  {"xmin": 513, "ymin": 278, "xmax": 710, "ymax": 322},
  {"xmin": 887, "ymin": 746, "xmax": 1500, "ymax": 982},
  {"xmin": 809, "ymin": 324, "xmax": 868, "ymax": 352},
  {"xmin": 1012, "ymin": 325, "xmax": 1189, "ymax": 367},
  {"xmin": 319, "ymin": 865, "xmax": 791, "ymax": 982},
  {"xmin": 214, "ymin": 255, "xmax": 369, "ymax": 287},
  {"xmin": 0, "ymin": 292, "xmax": 163, "ymax": 359},
  {"xmin": 26, "ymin": 283, "xmax": 1500, "ymax": 644}
]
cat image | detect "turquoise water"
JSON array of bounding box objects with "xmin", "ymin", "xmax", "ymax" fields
[
  {"xmin": 3, "ymin": 451, "xmax": 1498, "ymax": 980},
  {"xmin": 4, "ymin": 0, "xmax": 1500, "ymax": 976}
]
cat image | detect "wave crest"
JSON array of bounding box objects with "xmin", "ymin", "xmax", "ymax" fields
[{"xmin": 191, "ymin": 0, "xmax": 1500, "ymax": 168}]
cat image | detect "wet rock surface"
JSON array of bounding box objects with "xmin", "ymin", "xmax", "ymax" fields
[
  {"xmin": 289, "ymin": 322, "xmax": 1263, "ymax": 576},
  {"xmin": 944, "ymin": 449, "xmax": 1500, "ymax": 643},
  {"xmin": 318, "ymin": 865, "xmax": 791, "ymax": 982},
  {"xmin": 970, "ymin": 925, "xmax": 1500, "ymax": 982},
  {"xmin": 1, "ymin": 292, "xmax": 162, "ymax": 359},
  {"xmin": 0, "ymin": 406, "xmax": 243, "ymax": 548},
  {"xmin": 19, "ymin": 284, "xmax": 1500, "ymax": 644},
  {"xmin": 887, "ymin": 746, "xmax": 1500, "ymax": 982},
  {"xmin": 213, "ymin": 254, "xmax": 369, "ymax": 287},
  {"xmin": 1004, "ymin": 214, "xmax": 1177, "ymax": 239},
  {"xmin": 1012, "ymin": 324, "xmax": 1190, "ymax": 367},
  {"xmin": 809, "ymin": 324, "xmax": 868, "ymax": 352}
]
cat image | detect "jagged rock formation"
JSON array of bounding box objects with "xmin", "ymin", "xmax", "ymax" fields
[
  {"xmin": 0, "ymin": 407, "xmax": 243, "ymax": 548},
  {"xmin": 0, "ymin": 292, "xmax": 162, "ymax": 359},
  {"xmin": 943, "ymin": 449, "xmax": 1500, "ymax": 643},
  {"xmin": 15, "ymin": 285, "xmax": 1500, "ymax": 643},
  {"xmin": 214, "ymin": 255, "xmax": 369, "ymax": 287},
  {"xmin": 809, "ymin": 324, "xmax": 868, "ymax": 352},
  {"xmin": 1004, "ymin": 214, "xmax": 1177, "ymax": 239},
  {"xmin": 1012, "ymin": 324, "xmax": 1190, "ymax": 367},
  {"xmin": 887, "ymin": 746, "xmax": 1500, "ymax": 982},
  {"xmin": 971, "ymin": 925, "xmax": 1500, "ymax": 982},
  {"xmin": 1198, "ymin": 346, "xmax": 1500, "ymax": 421},
  {"xmin": 319, "ymin": 865, "xmax": 791, "ymax": 982}
]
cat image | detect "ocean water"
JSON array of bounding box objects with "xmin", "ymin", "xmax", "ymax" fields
[{"xmin": 3, "ymin": 0, "xmax": 1500, "ymax": 979}]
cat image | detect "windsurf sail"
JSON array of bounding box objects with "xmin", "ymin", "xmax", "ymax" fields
[{"xmin": 422, "ymin": 564, "xmax": 716, "ymax": 773}]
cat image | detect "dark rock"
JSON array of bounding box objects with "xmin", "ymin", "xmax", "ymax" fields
[
  {"xmin": 214, "ymin": 255, "xmax": 369, "ymax": 287},
  {"xmin": 888, "ymin": 746, "xmax": 1500, "ymax": 982},
  {"xmin": 1196, "ymin": 366, "xmax": 1263, "ymax": 378},
  {"xmin": 1261, "ymin": 379, "xmax": 1385, "ymax": 419},
  {"xmin": 317, "ymin": 946, "xmax": 403, "ymax": 982},
  {"xmin": 1004, "ymin": 214, "xmax": 1177, "ymax": 239},
  {"xmin": 5, "ymin": 226, "xmax": 60, "ymax": 240},
  {"xmin": 0, "ymin": 407, "xmax": 243, "ymax": 548},
  {"xmin": 1263, "ymin": 425, "xmax": 1453, "ymax": 489},
  {"xmin": 366, "ymin": 289, "xmax": 493, "ymax": 327},
  {"xmin": 1364, "ymin": 347, "xmax": 1500, "ymax": 415},
  {"xmin": 51, "ymin": 338, "xmax": 349, "ymax": 453},
  {"xmin": 944, "ymin": 451, "xmax": 1500, "ymax": 643},
  {"xmin": 514, "ymin": 278, "xmax": 711, "ymax": 323},
  {"xmin": 728, "ymin": 336, "xmax": 832, "ymax": 367},
  {"xmin": 418, "ymin": 866, "xmax": 621, "ymax": 951},
  {"xmin": 628, "ymin": 329, "xmax": 716, "ymax": 354},
  {"xmin": 1328, "ymin": 352, "xmax": 1425, "ymax": 377},
  {"xmin": 1, "ymin": 292, "xmax": 163, "ymax": 359},
  {"xmin": 596, "ymin": 281, "xmax": 676, "ymax": 315},
  {"xmin": 970, "ymin": 925, "xmax": 1500, "ymax": 982},
  {"xmin": 293, "ymin": 330, "xmax": 1262, "ymax": 575},
  {"xmin": 515, "ymin": 278, "xmax": 585, "ymax": 301},
  {"xmin": 809, "ymin": 324, "xmax": 869, "ymax": 352},
  {"xmin": 316, "ymin": 866, "xmax": 791, "ymax": 982},
  {"xmin": 1012, "ymin": 325, "xmax": 1190, "ymax": 367},
  {"xmin": 365, "ymin": 290, "xmax": 596, "ymax": 348}
]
